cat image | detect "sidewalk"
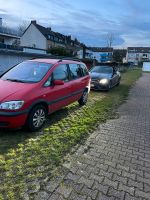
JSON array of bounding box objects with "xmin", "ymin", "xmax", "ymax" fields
[{"xmin": 37, "ymin": 73, "xmax": 150, "ymax": 200}]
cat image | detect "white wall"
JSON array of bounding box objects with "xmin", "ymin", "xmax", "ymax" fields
[
  {"xmin": 23, "ymin": 47, "xmax": 46, "ymax": 54},
  {"xmin": 127, "ymin": 52, "xmax": 150, "ymax": 63},
  {"xmin": 20, "ymin": 24, "xmax": 47, "ymax": 49}
]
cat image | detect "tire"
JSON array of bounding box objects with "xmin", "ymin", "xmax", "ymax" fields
[
  {"xmin": 116, "ymin": 81, "xmax": 120, "ymax": 86},
  {"xmin": 26, "ymin": 105, "xmax": 47, "ymax": 131},
  {"xmin": 78, "ymin": 89, "xmax": 88, "ymax": 106}
]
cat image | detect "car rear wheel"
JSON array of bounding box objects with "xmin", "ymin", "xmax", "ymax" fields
[
  {"xmin": 78, "ymin": 89, "xmax": 88, "ymax": 106},
  {"xmin": 26, "ymin": 105, "xmax": 47, "ymax": 131}
]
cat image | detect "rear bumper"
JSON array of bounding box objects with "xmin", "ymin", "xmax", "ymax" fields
[{"xmin": 0, "ymin": 111, "xmax": 28, "ymax": 129}]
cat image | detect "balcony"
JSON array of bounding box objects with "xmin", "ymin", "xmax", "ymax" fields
[
  {"xmin": 0, "ymin": 43, "xmax": 23, "ymax": 51},
  {"xmin": 0, "ymin": 27, "xmax": 20, "ymax": 38}
]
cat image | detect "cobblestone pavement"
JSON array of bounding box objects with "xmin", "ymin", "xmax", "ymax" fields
[{"xmin": 38, "ymin": 73, "xmax": 150, "ymax": 200}]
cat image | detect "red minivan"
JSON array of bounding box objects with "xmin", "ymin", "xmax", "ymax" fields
[{"xmin": 0, "ymin": 59, "xmax": 91, "ymax": 131}]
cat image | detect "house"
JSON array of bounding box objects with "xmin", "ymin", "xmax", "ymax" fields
[
  {"xmin": 0, "ymin": 18, "xmax": 20, "ymax": 47},
  {"xmin": 127, "ymin": 47, "xmax": 150, "ymax": 65},
  {"xmin": 20, "ymin": 20, "xmax": 83, "ymax": 55},
  {"xmin": 85, "ymin": 47, "xmax": 113, "ymax": 62}
]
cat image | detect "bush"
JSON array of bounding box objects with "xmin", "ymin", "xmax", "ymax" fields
[{"xmin": 47, "ymin": 47, "xmax": 73, "ymax": 56}]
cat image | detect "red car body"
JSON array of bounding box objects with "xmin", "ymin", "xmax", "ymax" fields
[{"xmin": 0, "ymin": 59, "xmax": 90, "ymax": 130}]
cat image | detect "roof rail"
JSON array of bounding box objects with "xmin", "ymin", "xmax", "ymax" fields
[{"xmin": 58, "ymin": 57, "xmax": 82, "ymax": 62}]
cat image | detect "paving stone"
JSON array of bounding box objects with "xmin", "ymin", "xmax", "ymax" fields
[
  {"xmin": 108, "ymin": 187, "xmax": 125, "ymax": 199},
  {"xmin": 112, "ymin": 174, "xmax": 128, "ymax": 185},
  {"xmin": 48, "ymin": 192, "xmax": 65, "ymax": 200},
  {"xmin": 103, "ymin": 177, "xmax": 118, "ymax": 190},
  {"xmin": 69, "ymin": 191, "xmax": 87, "ymax": 200},
  {"xmin": 89, "ymin": 173, "xmax": 104, "ymax": 183},
  {"xmin": 99, "ymin": 169, "xmax": 113, "ymax": 179},
  {"xmin": 46, "ymin": 180, "xmax": 60, "ymax": 193},
  {"xmin": 65, "ymin": 172, "xmax": 80, "ymax": 181},
  {"xmin": 56, "ymin": 184, "xmax": 72, "ymax": 199},
  {"xmin": 144, "ymin": 183, "xmax": 150, "ymax": 193},
  {"xmin": 81, "ymin": 185, "xmax": 98, "ymax": 199},
  {"xmin": 108, "ymin": 166, "xmax": 122, "ymax": 176},
  {"xmin": 137, "ymin": 176, "xmax": 150, "ymax": 185},
  {"xmin": 43, "ymin": 74, "xmax": 150, "ymax": 200},
  {"xmin": 128, "ymin": 179, "xmax": 143, "ymax": 190},
  {"xmin": 118, "ymin": 183, "xmax": 135, "ymax": 196},
  {"xmin": 125, "ymin": 193, "xmax": 143, "ymax": 200},
  {"xmin": 34, "ymin": 191, "xmax": 50, "ymax": 200},
  {"xmin": 135, "ymin": 189, "xmax": 150, "ymax": 199},
  {"xmin": 97, "ymin": 192, "xmax": 115, "ymax": 200},
  {"xmin": 122, "ymin": 171, "xmax": 136, "ymax": 180},
  {"xmin": 117, "ymin": 164, "xmax": 130, "ymax": 172},
  {"xmin": 78, "ymin": 176, "xmax": 94, "ymax": 188},
  {"xmin": 92, "ymin": 181, "xmax": 109, "ymax": 195}
]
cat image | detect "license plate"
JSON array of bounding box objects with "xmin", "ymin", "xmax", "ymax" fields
[{"xmin": 91, "ymin": 83, "xmax": 94, "ymax": 87}]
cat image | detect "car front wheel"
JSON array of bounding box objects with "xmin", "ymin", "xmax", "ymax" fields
[
  {"xmin": 78, "ymin": 89, "xmax": 88, "ymax": 106},
  {"xmin": 26, "ymin": 105, "xmax": 47, "ymax": 131}
]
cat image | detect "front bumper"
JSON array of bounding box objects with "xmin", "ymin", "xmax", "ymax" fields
[
  {"xmin": 0, "ymin": 111, "xmax": 28, "ymax": 129},
  {"xmin": 91, "ymin": 80, "xmax": 109, "ymax": 90}
]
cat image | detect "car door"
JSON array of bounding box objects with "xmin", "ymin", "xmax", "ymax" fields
[
  {"xmin": 43, "ymin": 64, "xmax": 72, "ymax": 112},
  {"xmin": 68, "ymin": 63, "xmax": 89, "ymax": 103}
]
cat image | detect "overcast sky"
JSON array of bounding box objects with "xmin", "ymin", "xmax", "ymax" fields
[{"xmin": 0, "ymin": 0, "xmax": 150, "ymax": 48}]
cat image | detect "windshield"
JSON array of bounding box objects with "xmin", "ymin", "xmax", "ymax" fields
[
  {"xmin": 90, "ymin": 66, "xmax": 113, "ymax": 74},
  {"xmin": 1, "ymin": 61, "xmax": 53, "ymax": 83}
]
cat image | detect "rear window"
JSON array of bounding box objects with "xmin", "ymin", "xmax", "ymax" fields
[{"xmin": 1, "ymin": 61, "xmax": 53, "ymax": 83}]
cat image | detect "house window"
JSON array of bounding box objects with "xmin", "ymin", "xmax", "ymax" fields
[
  {"xmin": 54, "ymin": 37, "xmax": 59, "ymax": 41},
  {"xmin": 143, "ymin": 54, "xmax": 147, "ymax": 57},
  {"xmin": 48, "ymin": 35, "xmax": 54, "ymax": 40}
]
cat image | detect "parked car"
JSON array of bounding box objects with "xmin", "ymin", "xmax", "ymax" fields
[
  {"xmin": 0, "ymin": 58, "xmax": 90, "ymax": 131},
  {"xmin": 89, "ymin": 65, "xmax": 121, "ymax": 91}
]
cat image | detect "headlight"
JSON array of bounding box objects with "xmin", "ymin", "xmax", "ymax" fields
[
  {"xmin": 99, "ymin": 79, "xmax": 108, "ymax": 84},
  {"xmin": 0, "ymin": 101, "xmax": 24, "ymax": 110}
]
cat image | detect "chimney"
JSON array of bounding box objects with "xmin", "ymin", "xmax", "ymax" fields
[
  {"xmin": 31, "ymin": 20, "xmax": 36, "ymax": 25},
  {"xmin": 0, "ymin": 18, "xmax": 2, "ymax": 27}
]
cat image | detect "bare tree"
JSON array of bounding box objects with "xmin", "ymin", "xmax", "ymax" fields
[
  {"xmin": 106, "ymin": 32, "xmax": 115, "ymax": 47},
  {"xmin": 17, "ymin": 21, "xmax": 28, "ymax": 36}
]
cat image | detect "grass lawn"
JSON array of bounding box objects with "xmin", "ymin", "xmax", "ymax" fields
[{"xmin": 0, "ymin": 69, "xmax": 141, "ymax": 200}]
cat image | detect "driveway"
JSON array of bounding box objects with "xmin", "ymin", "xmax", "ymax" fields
[{"xmin": 36, "ymin": 73, "xmax": 150, "ymax": 200}]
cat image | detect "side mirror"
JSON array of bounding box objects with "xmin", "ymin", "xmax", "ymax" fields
[{"xmin": 53, "ymin": 80, "xmax": 64, "ymax": 85}]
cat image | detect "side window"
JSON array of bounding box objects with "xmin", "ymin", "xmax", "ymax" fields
[
  {"xmin": 44, "ymin": 76, "xmax": 52, "ymax": 87},
  {"xmin": 69, "ymin": 64, "xmax": 82, "ymax": 80},
  {"xmin": 80, "ymin": 64, "xmax": 89, "ymax": 76},
  {"xmin": 53, "ymin": 64, "xmax": 69, "ymax": 82}
]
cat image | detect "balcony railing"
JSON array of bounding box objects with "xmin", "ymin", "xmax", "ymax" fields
[{"xmin": 0, "ymin": 43, "xmax": 23, "ymax": 51}]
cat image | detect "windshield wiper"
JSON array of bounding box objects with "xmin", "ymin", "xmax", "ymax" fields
[{"xmin": 5, "ymin": 78, "xmax": 25, "ymax": 83}]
